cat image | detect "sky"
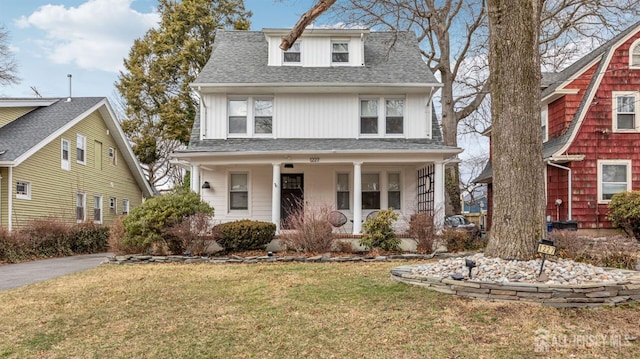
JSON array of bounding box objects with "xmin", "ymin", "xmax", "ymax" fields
[{"xmin": 0, "ymin": 0, "xmax": 316, "ymax": 99}]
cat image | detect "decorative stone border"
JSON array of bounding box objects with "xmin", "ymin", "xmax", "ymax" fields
[{"xmin": 390, "ymin": 265, "xmax": 640, "ymax": 308}]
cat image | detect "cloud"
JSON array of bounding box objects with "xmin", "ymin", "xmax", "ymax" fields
[{"xmin": 15, "ymin": 0, "xmax": 158, "ymax": 72}]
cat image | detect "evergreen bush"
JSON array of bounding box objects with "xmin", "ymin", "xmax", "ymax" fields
[
  {"xmin": 359, "ymin": 209, "xmax": 400, "ymax": 251},
  {"xmin": 608, "ymin": 190, "xmax": 640, "ymax": 241},
  {"xmin": 214, "ymin": 220, "xmax": 276, "ymax": 252}
]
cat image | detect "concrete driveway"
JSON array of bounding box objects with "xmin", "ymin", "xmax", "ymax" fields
[{"xmin": 0, "ymin": 253, "xmax": 112, "ymax": 291}]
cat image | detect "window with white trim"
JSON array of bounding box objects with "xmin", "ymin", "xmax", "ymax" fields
[
  {"xmin": 228, "ymin": 98, "xmax": 273, "ymax": 136},
  {"xmin": 76, "ymin": 192, "xmax": 86, "ymax": 222},
  {"xmin": 94, "ymin": 195, "xmax": 102, "ymax": 223},
  {"xmin": 385, "ymin": 99, "xmax": 404, "ymax": 134},
  {"xmin": 598, "ymin": 160, "xmax": 632, "ymax": 202},
  {"xmin": 283, "ymin": 42, "xmax": 301, "ymax": 63},
  {"xmin": 230, "ymin": 173, "xmax": 248, "ymax": 210},
  {"xmin": 541, "ymin": 105, "xmax": 548, "ymax": 142},
  {"xmin": 109, "ymin": 197, "xmax": 117, "ymax": 212},
  {"xmin": 630, "ymin": 39, "xmax": 640, "ymax": 68},
  {"xmin": 359, "ymin": 97, "xmax": 405, "ymax": 136},
  {"xmin": 61, "ymin": 138, "xmax": 70, "ymax": 170},
  {"xmin": 122, "ymin": 199, "xmax": 129, "ymax": 215},
  {"xmin": 362, "ymin": 173, "xmax": 380, "ymax": 209},
  {"xmin": 108, "ymin": 147, "xmax": 117, "ymax": 165},
  {"xmin": 76, "ymin": 134, "xmax": 86, "ymax": 164},
  {"xmin": 360, "ymin": 99, "xmax": 378, "ymax": 134},
  {"xmin": 331, "ymin": 42, "xmax": 349, "ymax": 63},
  {"xmin": 612, "ymin": 92, "xmax": 638, "ymax": 131},
  {"xmin": 16, "ymin": 181, "xmax": 31, "ymax": 200},
  {"xmin": 336, "ymin": 173, "xmax": 350, "ymax": 210},
  {"xmin": 388, "ymin": 172, "xmax": 401, "ymax": 209}
]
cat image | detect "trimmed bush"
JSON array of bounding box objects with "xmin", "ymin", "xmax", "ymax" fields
[
  {"xmin": 360, "ymin": 209, "xmax": 400, "ymax": 251},
  {"xmin": 214, "ymin": 220, "xmax": 276, "ymax": 252},
  {"xmin": 122, "ymin": 190, "xmax": 214, "ymax": 251},
  {"xmin": 608, "ymin": 190, "xmax": 640, "ymax": 241},
  {"xmin": 69, "ymin": 223, "xmax": 109, "ymax": 254},
  {"xmin": 441, "ymin": 228, "xmax": 476, "ymax": 252}
]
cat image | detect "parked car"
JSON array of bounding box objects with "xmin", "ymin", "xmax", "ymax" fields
[{"xmin": 444, "ymin": 215, "xmax": 481, "ymax": 239}]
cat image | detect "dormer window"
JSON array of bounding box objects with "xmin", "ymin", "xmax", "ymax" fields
[
  {"xmin": 332, "ymin": 42, "xmax": 349, "ymax": 63},
  {"xmin": 630, "ymin": 39, "xmax": 640, "ymax": 68},
  {"xmin": 283, "ymin": 42, "xmax": 301, "ymax": 63}
]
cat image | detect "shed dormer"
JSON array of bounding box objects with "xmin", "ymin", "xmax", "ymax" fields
[{"xmin": 264, "ymin": 28, "xmax": 370, "ymax": 67}]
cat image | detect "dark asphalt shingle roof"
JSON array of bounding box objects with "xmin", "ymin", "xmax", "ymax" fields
[
  {"xmin": 194, "ymin": 30, "xmax": 439, "ymax": 85},
  {"xmin": 0, "ymin": 97, "xmax": 103, "ymax": 162}
]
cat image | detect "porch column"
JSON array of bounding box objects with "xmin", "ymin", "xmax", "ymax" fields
[
  {"xmin": 434, "ymin": 161, "xmax": 445, "ymax": 231},
  {"xmin": 191, "ymin": 164, "xmax": 200, "ymax": 194},
  {"xmin": 353, "ymin": 162, "xmax": 362, "ymax": 234},
  {"xmin": 272, "ymin": 163, "xmax": 281, "ymax": 233}
]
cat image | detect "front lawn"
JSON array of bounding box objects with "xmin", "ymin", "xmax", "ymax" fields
[{"xmin": 0, "ymin": 262, "xmax": 638, "ymax": 358}]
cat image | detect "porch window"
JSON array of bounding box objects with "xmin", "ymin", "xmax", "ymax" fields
[
  {"xmin": 362, "ymin": 173, "xmax": 380, "ymax": 209},
  {"xmin": 336, "ymin": 173, "xmax": 350, "ymax": 210},
  {"xmin": 332, "ymin": 42, "xmax": 349, "ymax": 63},
  {"xmin": 16, "ymin": 181, "xmax": 31, "ymax": 200},
  {"xmin": 230, "ymin": 173, "xmax": 248, "ymax": 210},
  {"xmin": 76, "ymin": 134, "xmax": 86, "ymax": 164},
  {"xmin": 598, "ymin": 160, "xmax": 631, "ymax": 202},
  {"xmin": 360, "ymin": 99, "xmax": 378, "ymax": 134},
  {"xmin": 228, "ymin": 99, "xmax": 248, "ymax": 134},
  {"xmin": 61, "ymin": 138, "xmax": 70, "ymax": 170},
  {"xmin": 94, "ymin": 195, "xmax": 102, "ymax": 223},
  {"xmin": 613, "ymin": 92, "xmax": 637, "ymax": 131},
  {"xmin": 283, "ymin": 42, "xmax": 301, "ymax": 63},
  {"xmin": 76, "ymin": 192, "xmax": 86, "ymax": 222},
  {"xmin": 254, "ymin": 99, "xmax": 273, "ymax": 134},
  {"xmin": 388, "ymin": 172, "xmax": 401, "ymax": 209},
  {"xmin": 122, "ymin": 199, "xmax": 129, "ymax": 215},
  {"xmin": 630, "ymin": 39, "xmax": 640, "ymax": 68},
  {"xmin": 385, "ymin": 99, "xmax": 404, "ymax": 134}
]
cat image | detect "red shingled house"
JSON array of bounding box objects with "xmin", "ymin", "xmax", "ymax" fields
[{"xmin": 475, "ymin": 21, "xmax": 640, "ymax": 233}]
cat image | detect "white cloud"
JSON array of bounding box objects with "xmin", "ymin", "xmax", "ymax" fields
[{"xmin": 15, "ymin": 0, "xmax": 158, "ymax": 72}]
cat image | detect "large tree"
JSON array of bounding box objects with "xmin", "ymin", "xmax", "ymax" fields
[
  {"xmin": 0, "ymin": 24, "xmax": 19, "ymax": 86},
  {"xmin": 116, "ymin": 0, "xmax": 251, "ymax": 189}
]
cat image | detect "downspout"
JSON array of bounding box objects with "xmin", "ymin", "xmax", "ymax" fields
[
  {"xmin": 546, "ymin": 161, "xmax": 572, "ymax": 221},
  {"xmin": 199, "ymin": 87, "xmax": 207, "ymax": 140},
  {"xmin": 0, "ymin": 173, "xmax": 2, "ymax": 229},
  {"xmin": 7, "ymin": 167, "xmax": 12, "ymax": 231}
]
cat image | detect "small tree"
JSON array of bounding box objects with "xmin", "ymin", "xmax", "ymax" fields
[
  {"xmin": 360, "ymin": 209, "xmax": 400, "ymax": 251},
  {"xmin": 608, "ymin": 191, "xmax": 640, "ymax": 241}
]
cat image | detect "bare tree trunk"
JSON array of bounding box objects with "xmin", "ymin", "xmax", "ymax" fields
[{"xmin": 484, "ymin": 0, "xmax": 546, "ymax": 260}]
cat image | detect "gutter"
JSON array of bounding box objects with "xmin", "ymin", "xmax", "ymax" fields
[{"xmin": 546, "ymin": 161, "xmax": 572, "ymax": 220}]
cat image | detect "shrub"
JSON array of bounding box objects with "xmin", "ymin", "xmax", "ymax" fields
[
  {"xmin": 280, "ymin": 203, "xmax": 334, "ymax": 253},
  {"xmin": 408, "ymin": 212, "xmax": 437, "ymax": 254},
  {"xmin": 69, "ymin": 223, "xmax": 109, "ymax": 254},
  {"xmin": 552, "ymin": 231, "xmax": 638, "ymax": 270},
  {"xmin": 165, "ymin": 212, "xmax": 214, "ymax": 256},
  {"xmin": 441, "ymin": 228, "xmax": 478, "ymax": 252},
  {"xmin": 0, "ymin": 229, "xmax": 32, "ymax": 263},
  {"xmin": 17, "ymin": 217, "xmax": 73, "ymax": 257},
  {"xmin": 333, "ymin": 240, "xmax": 355, "ymax": 253},
  {"xmin": 608, "ymin": 190, "xmax": 640, "ymax": 241},
  {"xmin": 122, "ymin": 190, "xmax": 214, "ymax": 252},
  {"xmin": 214, "ymin": 220, "xmax": 276, "ymax": 252},
  {"xmin": 360, "ymin": 209, "xmax": 400, "ymax": 251},
  {"xmin": 109, "ymin": 216, "xmax": 146, "ymax": 255}
]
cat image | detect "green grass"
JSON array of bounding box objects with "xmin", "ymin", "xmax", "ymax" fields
[{"xmin": 0, "ymin": 262, "xmax": 638, "ymax": 358}]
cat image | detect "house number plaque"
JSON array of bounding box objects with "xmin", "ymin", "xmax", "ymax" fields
[{"xmin": 309, "ymin": 157, "xmax": 320, "ymax": 163}]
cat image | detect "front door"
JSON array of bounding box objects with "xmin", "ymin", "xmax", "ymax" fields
[{"xmin": 281, "ymin": 174, "xmax": 304, "ymax": 228}]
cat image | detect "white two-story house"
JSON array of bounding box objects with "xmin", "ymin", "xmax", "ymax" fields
[{"xmin": 172, "ymin": 28, "xmax": 461, "ymax": 234}]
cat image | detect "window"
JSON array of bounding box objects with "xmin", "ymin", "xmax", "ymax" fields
[
  {"xmin": 336, "ymin": 173, "xmax": 350, "ymax": 210},
  {"xmin": 228, "ymin": 99, "xmax": 248, "ymax": 134},
  {"xmin": 362, "ymin": 173, "xmax": 380, "ymax": 209},
  {"xmin": 230, "ymin": 173, "xmax": 248, "ymax": 210},
  {"xmin": 360, "ymin": 99, "xmax": 378, "ymax": 134},
  {"xmin": 613, "ymin": 92, "xmax": 638, "ymax": 131},
  {"xmin": 122, "ymin": 199, "xmax": 129, "ymax": 215},
  {"xmin": 228, "ymin": 98, "xmax": 273, "ymax": 136},
  {"xmin": 76, "ymin": 192, "xmax": 86, "ymax": 222},
  {"xmin": 108, "ymin": 147, "xmax": 116, "ymax": 165},
  {"xmin": 109, "ymin": 197, "xmax": 116, "ymax": 212},
  {"xmin": 283, "ymin": 42, "xmax": 301, "ymax": 63},
  {"xmin": 254, "ymin": 99, "xmax": 273, "ymax": 134},
  {"xmin": 94, "ymin": 195, "xmax": 102, "ymax": 223},
  {"xmin": 332, "ymin": 42, "xmax": 349, "ymax": 63},
  {"xmin": 388, "ymin": 173, "xmax": 401, "ymax": 209},
  {"xmin": 61, "ymin": 138, "xmax": 70, "ymax": 170},
  {"xmin": 598, "ymin": 160, "xmax": 632, "ymax": 202},
  {"xmin": 541, "ymin": 105, "xmax": 548, "ymax": 142},
  {"xmin": 630, "ymin": 39, "xmax": 640, "ymax": 68},
  {"xmin": 76, "ymin": 134, "xmax": 86, "ymax": 164},
  {"xmin": 16, "ymin": 181, "xmax": 30, "ymax": 199},
  {"xmin": 385, "ymin": 99, "xmax": 404, "ymax": 134}
]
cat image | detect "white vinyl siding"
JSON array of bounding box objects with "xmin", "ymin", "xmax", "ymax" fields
[
  {"xmin": 597, "ymin": 160, "xmax": 632, "ymax": 203},
  {"xmin": 267, "ymin": 35, "xmax": 364, "ymax": 67}
]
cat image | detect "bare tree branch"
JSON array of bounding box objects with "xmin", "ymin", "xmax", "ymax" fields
[{"xmin": 280, "ymin": 0, "xmax": 337, "ymax": 50}]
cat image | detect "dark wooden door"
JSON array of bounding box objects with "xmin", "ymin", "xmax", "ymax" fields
[{"xmin": 281, "ymin": 174, "xmax": 303, "ymax": 228}]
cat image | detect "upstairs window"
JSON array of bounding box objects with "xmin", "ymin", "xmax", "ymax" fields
[
  {"xmin": 61, "ymin": 138, "xmax": 70, "ymax": 170},
  {"xmin": 228, "ymin": 98, "xmax": 273, "ymax": 136},
  {"xmin": 283, "ymin": 42, "xmax": 301, "ymax": 63},
  {"xmin": 360, "ymin": 99, "xmax": 378, "ymax": 134},
  {"xmin": 630, "ymin": 39, "xmax": 640, "ymax": 68},
  {"xmin": 385, "ymin": 99, "xmax": 404, "ymax": 134},
  {"xmin": 76, "ymin": 134, "xmax": 86, "ymax": 164},
  {"xmin": 228, "ymin": 99, "xmax": 248, "ymax": 134},
  {"xmin": 332, "ymin": 42, "xmax": 349, "ymax": 63},
  {"xmin": 336, "ymin": 173, "xmax": 350, "ymax": 210},
  {"xmin": 254, "ymin": 99, "xmax": 273, "ymax": 134},
  {"xmin": 613, "ymin": 92, "xmax": 638, "ymax": 131}
]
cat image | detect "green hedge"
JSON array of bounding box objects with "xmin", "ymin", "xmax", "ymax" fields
[{"xmin": 214, "ymin": 220, "xmax": 276, "ymax": 252}]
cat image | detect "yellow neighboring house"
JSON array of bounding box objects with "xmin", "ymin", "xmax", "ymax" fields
[{"xmin": 0, "ymin": 97, "xmax": 154, "ymax": 231}]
